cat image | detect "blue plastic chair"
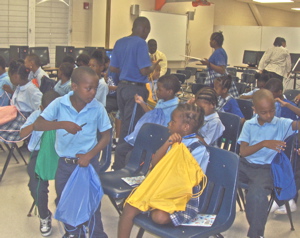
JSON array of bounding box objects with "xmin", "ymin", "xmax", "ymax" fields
[
  {"xmin": 133, "ymin": 146, "xmax": 239, "ymax": 238},
  {"xmin": 99, "ymin": 128, "xmax": 113, "ymax": 173},
  {"xmin": 284, "ymin": 89, "xmax": 300, "ymax": 102},
  {"xmin": 99, "ymin": 123, "xmax": 170, "ymax": 215},
  {"xmin": 236, "ymin": 99, "xmax": 253, "ymax": 121}
]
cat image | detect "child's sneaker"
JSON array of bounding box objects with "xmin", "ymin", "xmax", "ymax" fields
[{"xmin": 40, "ymin": 212, "xmax": 52, "ymax": 237}]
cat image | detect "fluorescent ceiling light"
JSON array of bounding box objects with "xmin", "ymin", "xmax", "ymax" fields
[
  {"xmin": 253, "ymin": 0, "xmax": 294, "ymax": 3},
  {"xmin": 291, "ymin": 8, "xmax": 300, "ymax": 10}
]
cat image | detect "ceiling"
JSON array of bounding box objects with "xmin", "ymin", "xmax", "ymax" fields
[{"xmin": 236, "ymin": 0, "xmax": 300, "ymax": 12}]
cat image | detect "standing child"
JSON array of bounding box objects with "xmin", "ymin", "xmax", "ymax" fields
[
  {"xmin": 214, "ymin": 75, "xmax": 245, "ymax": 124},
  {"xmin": 0, "ymin": 55, "xmax": 13, "ymax": 106},
  {"xmin": 112, "ymin": 74, "xmax": 181, "ymax": 170},
  {"xmin": 195, "ymin": 87, "xmax": 225, "ymax": 146},
  {"xmin": 25, "ymin": 54, "xmax": 48, "ymax": 87},
  {"xmin": 238, "ymin": 89, "xmax": 300, "ymax": 238},
  {"xmin": 118, "ymin": 103, "xmax": 209, "ymax": 238},
  {"xmin": 21, "ymin": 90, "xmax": 60, "ymax": 237},
  {"xmin": 33, "ymin": 67, "xmax": 111, "ymax": 238},
  {"xmin": 89, "ymin": 49, "xmax": 109, "ymax": 106},
  {"xmin": 54, "ymin": 62, "xmax": 73, "ymax": 96}
]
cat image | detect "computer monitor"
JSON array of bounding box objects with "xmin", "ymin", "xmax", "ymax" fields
[
  {"xmin": 29, "ymin": 47, "xmax": 50, "ymax": 66},
  {"xmin": 256, "ymin": 51, "xmax": 265, "ymax": 66},
  {"xmin": 0, "ymin": 48, "xmax": 10, "ymax": 67},
  {"xmin": 105, "ymin": 49, "xmax": 113, "ymax": 59},
  {"xmin": 55, "ymin": 46, "xmax": 74, "ymax": 68},
  {"xmin": 73, "ymin": 48, "xmax": 90, "ymax": 62},
  {"xmin": 9, "ymin": 45, "xmax": 29, "ymax": 63},
  {"xmin": 242, "ymin": 50, "xmax": 258, "ymax": 67},
  {"xmin": 290, "ymin": 53, "xmax": 300, "ymax": 70},
  {"xmin": 85, "ymin": 47, "xmax": 104, "ymax": 56}
]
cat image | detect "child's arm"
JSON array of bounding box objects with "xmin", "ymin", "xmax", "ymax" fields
[
  {"xmin": 135, "ymin": 94, "xmax": 150, "ymax": 112},
  {"xmin": 20, "ymin": 124, "xmax": 33, "ymax": 138},
  {"xmin": 2, "ymin": 84, "xmax": 14, "ymax": 94},
  {"xmin": 276, "ymin": 98, "xmax": 300, "ymax": 117},
  {"xmin": 239, "ymin": 140, "xmax": 286, "ymax": 157},
  {"xmin": 239, "ymin": 95, "xmax": 253, "ymax": 100},
  {"xmin": 151, "ymin": 133, "xmax": 182, "ymax": 167},
  {"xmin": 76, "ymin": 129, "xmax": 111, "ymax": 167}
]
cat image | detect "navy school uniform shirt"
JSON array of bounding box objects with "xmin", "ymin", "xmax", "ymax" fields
[
  {"xmin": 222, "ymin": 97, "xmax": 245, "ymax": 119},
  {"xmin": 280, "ymin": 99, "xmax": 298, "ymax": 120}
]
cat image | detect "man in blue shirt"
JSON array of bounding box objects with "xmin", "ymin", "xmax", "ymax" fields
[{"xmin": 110, "ymin": 16, "xmax": 161, "ymax": 170}]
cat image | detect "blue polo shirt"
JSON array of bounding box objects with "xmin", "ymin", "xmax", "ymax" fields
[
  {"xmin": 238, "ymin": 115, "xmax": 294, "ymax": 164},
  {"xmin": 110, "ymin": 36, "xmax": 151, "ymax": 83},
  {"xmin": 0, "ymin": 72, "xmax": 13, "ymax": 106},
  {"xmin": 40, "ymin": 91, "xmax": 112, "ymax": 158},
  {"xmin": 280, "ymin": 99, "xmax": 297, "ymax": 120},
  {"xmin": 155, "ymin": 97, "xmax": 179, "ymax": 126},
  {"xmin": 54, "ymin": 79, "xmax": 72, "ymax": 96}
]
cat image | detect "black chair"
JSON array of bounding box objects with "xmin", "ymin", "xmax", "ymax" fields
[
  {"xmin": 185, "ymin": 67, "xmax": 197, "ymax": 76},
  {"xmin": 236, "ymin": 99, "xmax": 253, "ymax": 120},
  {"xmin": 195, "ymin": 71, "xmax": 208, "ymax": 84},
  {"xmin": 241, "ymin": 69, "xmax": 256, "ymax": 88},
  {"xmin": 99, "ymin": 123, "xmax": 170, "ymax": 215},
  {"xmin": 134, "ymin": 146, "xmax": 239, "ymax": 238},
  {"xmin": 284, "ymin": 89, "xmax": 300, "ymax": 102},
  {"xmin": 176, "ymin": 70, "xmax": 192, "ymax": 80},
  {"xmin": 39, "ymin": 75, "xmax": 57, "ymax": 94},
  {"xmin": 191, "ymin": 83, "xmax": 206, "ymax": 95},
  {"xmin": 217, "ymin": 112, "xmax": 241, "ymax": 153},
  {"xmin": 235, "ymin": 82, "xmax": 248, "ymax": 95},
  {"xmin": 99, "ymin": 128, "xmax": 113, "ymax": 173},
  {"xmin": 172, "ymin": 73, "xmax": 186, "ymax": 84},
  {"xmin": 165, "ymin": 68, "xmax": 171, "ymax": 75}
]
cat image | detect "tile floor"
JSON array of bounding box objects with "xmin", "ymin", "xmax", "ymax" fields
[{"xmin": 0, "ymin": 145, "xmax": 299, "ymax": 238}]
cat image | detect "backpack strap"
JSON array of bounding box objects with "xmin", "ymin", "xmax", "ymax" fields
[{"xmin": 187, "ymin": 141, "xmax": 204, "ymax": 153}]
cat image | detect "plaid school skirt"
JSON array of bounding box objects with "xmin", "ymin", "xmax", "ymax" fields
[{"xmin": 0, "ymin": 111, "xmax": 31, "ymax": 143}]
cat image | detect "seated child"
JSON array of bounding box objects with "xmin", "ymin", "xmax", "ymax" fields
[
  {"xmin": 20, "ymin": 90, "xmax": 60, "ymax": 237},
  {"xmin": 238, "ymin": 89, "xmax": 299, "ymax": 238},
  {"xmin": 25, "ymin": 54, "xmax": 48, "ymax": 87},
  {"xmin": 54, "ymin": 62, "xmax": 73, "ymax": 96},
  {"xmin": 214, "ymin": 75, "xmax": 245, "ymax": 124},
  {"xmin": 146, "ymin": 63, "xmax": 161, "ymax": 104},
  {"xmin": 112, "ymin": 74, "xmax": 181, "ymax": 171},
  {"xmin": 33, "ymin": 66, "xmax": 111, "ymax": 238},
  {"xmin": 0, "ymin": 60, "xmax": 43, "ymax": 139},
  {"xmin": 89, "ymin": 49, "xmax": 109, "ymax": 106},
  {"xmin": 0, "ymin": 56, "xmax": 13, "ymax": 106},
  {"xmin": 118, "ymin": 103, "xmax": 209, "ymax": 238},
  {"xmin": 195, "ymin": 87, "xmax": 225, "ymax": 146},
  {"xmin": 62, "ymin": 55, "xmax": 77, "ymax": 68},
  {"xmin": 76, "ymin": 54, "xmax": 90, "ymax": 67},
  {"xmin": 239, "ymin": 73, "xmax": 269, "ymax": 100},
  {"xmin": 264, "ymin": 77, "xmax": 297, "ymax": 120}
]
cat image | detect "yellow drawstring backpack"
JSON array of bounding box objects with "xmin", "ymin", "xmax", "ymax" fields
[{"xmin": 125, "ymin": 142, "xmax": 207, "ymax": 214}]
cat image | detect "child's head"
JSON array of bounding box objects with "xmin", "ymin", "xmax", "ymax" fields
[
  {"xmin": 89, "ymin": 49, "xmax": 105, "ymax": 78},
  {"xmin": 25, "ymin": 54, "xmax": 41, "ymax": 70},
  {"xmin": 253, "ymin": 89, "xmax": 275, "ymax": 124},
  {"xmin": 195, "ymin": 87, "xmax": 218, "ymax": 116},
  {"xmin": 151, "ymin": 63, "xmax": 161, "ymax": 80},
  {"xmin": 58, "ymin": 62, "xmax": 74, "ymax": 80},
  {"xmin": 210, "ymin": 31, "xmax": 224, "ymax": 48},
  {"xmin": 0, "ymin": 56, "xmax": 6, "ymax": 72},
  {"xmin": 169, "ymin": 103, "xmax": 205, "ymax": 136},
  {"xmin": 274, "ymin": 37, "xmax": 286, "ymax": 47},
  {"xmin": 256, "ymin": 73, "xmax": 269, "ymax": 89},
  {"xmin": 156, "ymin": 74, "xmax": 181, "ymax": 101},
  {"xmin": 264, "ymin": 78, "xmax": 283, "ymax": 99},
  {"xmin": 62, "ymin": 55, "xmax": 75, "ymax": 66},
  {"xmin": 214, "ymin": 75, "xmax": 232, "ymax": 97},
  {"xmin": 71, "ymin": 66, "xmax": 99, "ymax": 104},
  {"xmin": 76, "ymin": 54, "xmax": 90, "ymax": 67},
  {"xmin": 41, "ymin": 90, "xmax": 60, "ymax": 110},
  {"xmin": 8, "ymin": 60, "xmax": 30, "ymax": 86}
]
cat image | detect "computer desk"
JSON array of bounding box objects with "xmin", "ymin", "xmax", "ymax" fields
[{"xmin": 43, "ymin": 67, "xmax": 58, "ymax": 79}]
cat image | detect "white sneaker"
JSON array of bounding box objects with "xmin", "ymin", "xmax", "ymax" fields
[
  {"xmin": 274, "ymin": 199, "xmax": 297, "ymax": 215},
  {"xmin": 269, "ymin": 201, "xmax": 280, "ymax": 213}
]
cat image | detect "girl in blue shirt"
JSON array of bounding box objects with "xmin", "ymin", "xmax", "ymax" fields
[{"xmin": 54, "ymin": 62, "xmax": 73, "ymax": 96}]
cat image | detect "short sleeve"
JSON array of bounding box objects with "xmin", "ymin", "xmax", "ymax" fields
[
  {"xmin": 136, "ymin": 40, "xmax": 152, "ymax": 70},
  {"xmin": 20, "ymin": 110, "xmax": 40, "ymax": 129},
  {"xmin": 238, "ymin": 121, "xmax": 251, "ymax": 144},
  {"xmin": 40, "ymin": 97, "xmax": 60, "ymax": 121}
]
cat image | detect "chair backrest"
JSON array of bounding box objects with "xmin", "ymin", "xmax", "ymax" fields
[
  {"xmin": 126, "ymin": 123, "xmax": 170, "ymax": 174},
  {"xmin": 217, "ymin": 112, "xmax": 241, "ymax": 153},
  {"xmin": 241, "ymin": 69, "xmax": 256, "ymax": 86},
  {"xmin": 176, "ymin": 70, "xmax": 191, "ymax": 80},
  {"xmin": 195, "ymin": 71, "xmax": 208, "ymax": 84},
  {"xmin": 235, "ymin": 82, "xmax": 248, "ymax": 95},
  {"xmin": 185, "ymin": 67, "xmax": 197, "ymax": 76},
  {"xmin": 98, "ymin": 128, "xmax": 112, "ymax": 173},
  {"xmin": 284, "ymin": 89, "xmax": 300, "ymax": 101},
  {"xmin": 165, "ymin": 68, "xmax": 171, "ymax": 75},
  {"xmin": 226, "ymin": 67, "xmax": 237, "ymax": 77},
  {"xmin": 191, "ymin": 83, "xmax": 206, "ymax": 95},
  {"xmin": 172, "ymin": 73, "xmax": 186, "ymax": 84},
  {"xmin": 236, "ymin": 98, "xmax": 253, "ymax": 120},
  {"xmin": 39, "ymin": 75, "xmax": 56, "ymax": 94}
]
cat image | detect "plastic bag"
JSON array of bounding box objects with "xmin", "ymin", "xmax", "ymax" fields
[
  {"xmin": 54, "ymin": 164, "xmax": 103, "ymax": 227},
  {"xmin": 125, "ymin": 143, "xmax": 207, "ymax": 213},
  {"xmin": 124, "ymin": 108, "xmax": 165, "ymax": 146}
]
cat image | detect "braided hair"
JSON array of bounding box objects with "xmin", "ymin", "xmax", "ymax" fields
[
  {"xmin": 8, "ymin": 60, "xmax": 30, "ymax": 81},
  {"xmin": 211, "ymin": 31, "xmax": 224, "ymax": 47},
  {"xmin": 215, "ymin": 75, "xmax": 232, "ymax": 90},
  {"xmin": 196, "ymin": 86, "xmax": 218, "ymax": 107}
]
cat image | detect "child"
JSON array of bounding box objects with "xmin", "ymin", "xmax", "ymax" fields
[
  {"xmin": 147, "ymin": 63, "xmax": 161, "ymax": 103},
  {"xmin": 195, "ymin": 87, "xmax": 225, "ymax": 146},
  {"xmin": 214, "ymin": 75, "xmax": 245, "ymax": 124},
  {"xmin": 20, "ymin": 90, "xmax": 60, "ymax": 237},
  {"xmin": 25, "ymin": 54, "xmax": 48, "ymax": 87},
  {"xmin": 118, "ymin": 103, "xmax": 209, "ymax": 238},
  {"xmin": 112, "ymin": 75, "xmax": 181, "ymax": 170},
  {"xmin": 76, "ymin": 54, "xmax": 90, "ymax": 67},
  {"xmin": 33, "ymin": 66, "xmax": 111, "ymax": 238},
  {"xmin": 238, "ymin": 89, "xmax": 299, "ymax": 238},
  {"xmin": 54, "ymin": 62, "xmax": 73, "ymax": 96},
  {"xmin": 239, "ymin": 73, "xmax": 269, "ymax": 100},
  {"xmin": 264, "ymin": 77, "xmax": 297, "ymax": 120},
  {"xmin": 0, "ymin": 55, "xmax": 13, "ymax": 106},
  {"xmin": 89, "ymin": 49, "xmax": 109, "ymax": 106}
]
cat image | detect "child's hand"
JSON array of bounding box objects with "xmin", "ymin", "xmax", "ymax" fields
[
  {"xmin": 76, "ymin": 153, "xmax": 91, "ymax": 167},
  {"xmin": 187, "ymin": 97, "xmax": 195, "ymax": 105},
  {"xmin": 200, "ymin": 58, "xmax": 209, "ymax": 66},
  {"xmin": 62, "ymin": 121, "xmax": 82, "ymax": 134},
  {"xmin": 135, "ymin": 94, "xmax": 144, "ymax": 104},
  {"xmin": 263, "ymin": 140, "xmax": 286, "ymax": 153},
  {"xmin": 275, "ymin": 98, "xmax": 288, "ymax": 107},
  {"xmin": 2, "ymin": 84, "xmax": 13, "ymax": 94},
  {"xmin": 168, "ymin": 133, "xmax": 182, "ymax": 145}
]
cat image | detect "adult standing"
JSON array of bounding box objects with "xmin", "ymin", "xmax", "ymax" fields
[
  {"xmin": 148, "ymin": 39, "xmax": 168, "ymax": 76},
  {"xmin": 201, "ymin": 31, "xmax": 239, "ymax": 98},
  {"xmin": 258, "ymin": 37, "xmax": 291, "ymax": 81},
  {"xmin": 110, "ymin": 17, "xmax": 161, "ymax": 170}
]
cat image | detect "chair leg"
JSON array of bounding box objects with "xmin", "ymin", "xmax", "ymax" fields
[
  {"xmin": 4, "ymin": 143, "xmax": 19, "ymax": 163},
  {"xmin": 238, "ymin": 188, "xmax": 246, "ymax": 211},
  {"xmin": 0, "ymin": 143, "xmax": 5, "ymax": 152},
  {"xmin": 284, "ymin": 200, "xmax": 295, "ymax": 231},
  {"xmin": 136, "ymin": 228, "xmax": 145, "ymax": 238},
  {"xmin": 0, "ymin": 143, "xmax": 16, "ymax": 182},
  {"xmin": 27, "ymin": 201, "xmax": 36, "ymax": 217},
  {"xmin": 108, "ymin": 196, "xmax": 122, "ymax": 216},
  {"xmin": 236, "ymin": 193, "xmax": 244, "ymax": 211},
  {"xmin": 15, "ymin": 143, "xmax": 27, "ymax": 165}
]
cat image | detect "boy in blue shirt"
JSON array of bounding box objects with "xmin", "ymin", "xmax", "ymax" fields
[
  {"xmin": 238, "ymin": 89, "xmax": 299, "ymax": 238},
  {"xmin": 21, "ymin": 90, "xmax": 60, "ymax": 237},
  {"xmin": 34, "ymin": 67, "xmax": 111, "ymax": 238},
  {"xmin": 0, "ymin": 56, "xmax": 13, "ymax": 106}
]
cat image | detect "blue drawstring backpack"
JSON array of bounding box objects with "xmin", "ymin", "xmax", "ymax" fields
[
  {"xmin": 54, "ymin": 164, "xmax": 103, "ymax": 227},
  {"xmin": 124, "ymin": 107, "xmax": 165, "ymax": 146}
]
